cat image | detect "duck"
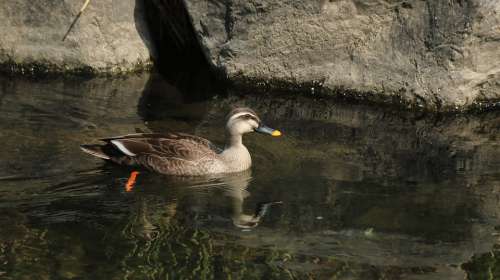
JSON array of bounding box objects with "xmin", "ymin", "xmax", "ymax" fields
[{"xmin": 80, "ymin": 107, "xmax": 281, "ymax": 176}]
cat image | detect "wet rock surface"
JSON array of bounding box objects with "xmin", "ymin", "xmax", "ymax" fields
[
  {"xmin": 0, "ymin": 0, "xmax": 155, "ymax": 75},
  {"xmin": 179, "ymin": 0, "xmax": 500, "ymax": 110}
]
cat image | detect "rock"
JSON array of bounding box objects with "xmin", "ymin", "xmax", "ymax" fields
[
  {"xmin": 0, "ymin": 0, "xmax": 155, "ymax": 75},
  {"xmin": 181, "ymin": 0, "xmax": 500, "ymax": 110}
]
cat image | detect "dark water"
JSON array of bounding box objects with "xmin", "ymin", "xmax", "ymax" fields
[{"xmin": 0, "ymin": 73, "xmax": 499, "ymax": 279}]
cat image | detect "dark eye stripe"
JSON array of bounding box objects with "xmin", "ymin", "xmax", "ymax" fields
[{"xmin": 237, "ymin": 114, "xmax": 260, "ymax": 123}]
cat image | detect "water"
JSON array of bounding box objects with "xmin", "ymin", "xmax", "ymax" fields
[{"xmin": 0, "ymin": 72, "xmax": 499, "ymax": 279}]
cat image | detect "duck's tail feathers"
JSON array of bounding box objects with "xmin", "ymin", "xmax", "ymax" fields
[{"xmin": 80, "ymin": 144, "xmax": 111, "ymax": 160}]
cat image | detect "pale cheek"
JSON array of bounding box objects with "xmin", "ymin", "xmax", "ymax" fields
[
  {"xmin": 238, "ymin": 123, "xmax": 253, "ymax": 134},
  {"xmin": 249, "ymin": 121, "xmax": 259, "ymax": 131},
  {"xmin": 243, "ymin": 125, "xmax": 254, "ymax": 133}
]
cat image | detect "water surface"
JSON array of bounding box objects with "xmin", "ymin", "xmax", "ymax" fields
[{"xmin": 0, "ymin": 73, "xmax": 499, "ymax": 279}]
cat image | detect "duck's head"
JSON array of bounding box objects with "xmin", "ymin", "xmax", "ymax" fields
[{"xmin": 226, "ymin": 108, "xmax": 281, "ymax": 137}]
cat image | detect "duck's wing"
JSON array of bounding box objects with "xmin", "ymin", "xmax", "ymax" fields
[{"xmin": 100, "ymin": 132, "xmax": 222, "ymax": 161}]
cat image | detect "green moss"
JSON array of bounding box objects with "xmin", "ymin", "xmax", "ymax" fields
[
  {"xmin": 228, "ymin": 75, "xmax": 433, "ymax": 112},
  {"xmin": 0, "ymin": 59, "xmax": 153, "ymax": 78},
  {"xmin": 462, "ymin": 250, "xmax": 500, "ymax": 280},
  {"xmin": 227, "ymin": 74, "xmax": 500, "ymax": 113}
]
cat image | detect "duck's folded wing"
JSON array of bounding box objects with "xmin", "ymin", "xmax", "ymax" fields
[
  {"xmin": 105, "ymin": 133, "xmax": 220, "ymax": 161},
  {"xmin": 101, "ymin": 133, "xmax": 217, "ymax": 149},
  {"xmin": 100, "ymin": 133, "xmax": 170, "ymax": 142}
]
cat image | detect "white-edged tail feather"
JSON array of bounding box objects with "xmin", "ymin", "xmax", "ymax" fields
[{"xmin": 80, "ymin": 145, "xmax": 111, "ymax": 160}]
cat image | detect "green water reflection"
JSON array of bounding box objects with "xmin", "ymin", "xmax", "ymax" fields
[{"xmin": 0, "ymin": 73, "xmax": 499, "ymax": 279}]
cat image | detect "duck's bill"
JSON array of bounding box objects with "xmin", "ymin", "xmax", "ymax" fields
[{"xmin": 255, "ymin": 125, "xmax": 282, "ymax": 137}]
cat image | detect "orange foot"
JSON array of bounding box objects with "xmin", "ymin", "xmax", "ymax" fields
[{"xmin": 125, "ymin": 171, "xmax": 140, "ymax": 192}]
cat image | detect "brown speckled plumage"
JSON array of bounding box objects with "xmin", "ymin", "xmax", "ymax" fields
[{"xmin": 81, "ymin": 108, "xmax": 280, "ymax": 176}]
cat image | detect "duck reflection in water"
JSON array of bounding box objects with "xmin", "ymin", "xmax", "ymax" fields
[
  {"xmin": 220, "ymin": 170, "xmax": 282, "ymax": 229},
  {"xmin": 124, "ymin": 169, "xmax": 282, "ymax": 241}
]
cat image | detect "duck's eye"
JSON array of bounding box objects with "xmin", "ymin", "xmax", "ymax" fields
[
  {"xmin": 238, "ymin": 114, "xmax": 253, "ymax": 120},
  {"xmin": 236, "ymin": 114, "xmax": 259, "ymax": 125}
]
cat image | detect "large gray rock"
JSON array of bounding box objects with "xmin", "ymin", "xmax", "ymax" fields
[
  {"xmin": 0, "ymin": 0, "xmax": 155, "ymax": 75},
  {"xmin": 183, "ymin": 0, "xmax": 500, "ymax": 110}
]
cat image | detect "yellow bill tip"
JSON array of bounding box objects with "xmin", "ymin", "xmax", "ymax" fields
[{"xmin": 271, "ymin": 130, "xmax": 282, "ymax": 137}]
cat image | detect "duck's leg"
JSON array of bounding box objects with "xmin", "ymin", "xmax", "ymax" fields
[{"xmin": 125, "ymin": 171, "xmax": 140, "ymax": 192}]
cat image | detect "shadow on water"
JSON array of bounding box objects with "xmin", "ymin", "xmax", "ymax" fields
[{"xmin": 0, "ymin": 72, "xmax": 499, "ymax": 279}]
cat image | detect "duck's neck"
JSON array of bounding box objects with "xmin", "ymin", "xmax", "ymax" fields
[
  {"xmin": 226, "ymin": 133, "xmax": 243, "ymax": 147},
  {"xmin": 220, "ymin": 133, "xmax": 252, "ymax": 172}
]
